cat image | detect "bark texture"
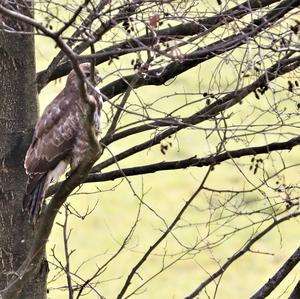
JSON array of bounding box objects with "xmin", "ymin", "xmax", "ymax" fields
[{"xmin": 0, "ymin": 1, "xmax": 47, "ymax": 298}]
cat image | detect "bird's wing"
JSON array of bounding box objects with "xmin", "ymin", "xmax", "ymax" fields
[
  {"xmin": 25, "ymin": 89, "xmax": 79, "ymax": 176},
  {"xmin": 23, "ymin": 89, "xmax": 82, "ymax": 222},
  {"xmin": 34, "ymin": 89, "xmax": 74, "ymax": 139}
]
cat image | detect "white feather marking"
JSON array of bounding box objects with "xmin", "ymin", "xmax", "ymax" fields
[
  {"xmin": 51, "ymin": 107, "xmax": 61, "ymax": 116},
  {"xmin": 94, "ymin": 111, "xmax": 101, "ymax": 131},
  {"xmin": 46, "ymin": 159, "xmax": 69, "ymax": 184}
]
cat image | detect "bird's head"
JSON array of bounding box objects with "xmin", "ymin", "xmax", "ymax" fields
[
  {"xmin": 67, "ymin": 63, "xmax": 102, "ymax": 87},
  {"xmin": 79, "ymin": 63, "xmax": 102, "ymax": 85}
]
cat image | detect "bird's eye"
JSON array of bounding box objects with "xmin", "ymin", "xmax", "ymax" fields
[{"xmin": 85, "ymin": 72, "xmax": 90, "ymax": 77}]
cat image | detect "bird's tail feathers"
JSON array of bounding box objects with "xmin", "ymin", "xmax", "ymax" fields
[{"xmin": 23, "ymin": 174, "xmax": 47, "ymax": 224}]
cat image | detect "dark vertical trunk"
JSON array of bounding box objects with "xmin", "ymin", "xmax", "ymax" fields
[{"xmin": 0, "ymin": 1, "xmax": 47, "ymax": 298}]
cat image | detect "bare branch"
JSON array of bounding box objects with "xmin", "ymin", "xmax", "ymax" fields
[
  {"xmin": 100, "ymin": 0, "xmax": 300, "ymax": 99},
  {"xmin": 87, "ymin": 134, "xmax": 300, "ymax": 182},
  {"xmin": 92, "ymin": 55, "xmax": 300, "ymax": 173},
  {"xmin": 185, "ymin": 212, "xmax": 300, "ymax": 299},
  {"xmin": 36, "ymin": 0, "xmax": 282, "ymax": 87},
  {"xmin": 117, "ymin": 166, "xmax": 213, "ymax": 299},
  {"xmin": 250, "ymin": 245, "xmax": 300, "ymax": 299}
]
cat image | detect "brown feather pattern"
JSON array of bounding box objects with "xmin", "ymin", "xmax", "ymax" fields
[{"xmin": 23, "ymin": 63, "xmax": 103, "ymax": 223}]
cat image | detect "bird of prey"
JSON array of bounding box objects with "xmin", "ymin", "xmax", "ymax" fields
[{"xmin": 23, "ymin": 63, "xmax": 103, "ymax": 223}]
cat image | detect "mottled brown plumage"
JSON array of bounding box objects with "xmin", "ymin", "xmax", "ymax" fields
[{"xmin": 23, "ymin": 63, "xmax": 103, "ymax": 223}]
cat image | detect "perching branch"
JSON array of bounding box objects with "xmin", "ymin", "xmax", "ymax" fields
[{"xmin": 0, "ymin": 138, "xmax": 101, "ymax": 299}]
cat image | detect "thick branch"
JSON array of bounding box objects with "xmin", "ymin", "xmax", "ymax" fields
[
  {"xmin": 250, "ymin": 246, "xmax": 300, "ymax": 299},
  {"xmin": 185, "ymin": 212, "xmax": 300, "ymax": 299},
  {"xmin": 92, "ymin": 55, "xmax": 300, "ymax": 172},
  {"xmin": 47, "ymin": 132, "xmax": 300, "ymax": 197},
  {"xmin": 36, "ymin": 0, "xmax": 280, "ymax": 86},
  {"xmin": 37, "ymin": 0, "xmax": 146, "ymax": 90},
  {"xmin": 100, "ymin": 0, "xmax": 300, "ymax": 99},
  {"xmin": 89, "ymin": 135, "xmax": 300, "ymax": 181}
]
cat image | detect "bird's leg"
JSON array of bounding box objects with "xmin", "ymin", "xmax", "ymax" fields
[
  {"xmin": 66, "ymin": 158, "xmax": 79, "ymax": 178},
  {"xmin": 65, "ymin": 167, "xmax": 75, "ymax": 178},
  {"xmin": 65, "ymin": 170, "xmax": 71, "ymax": 178}
]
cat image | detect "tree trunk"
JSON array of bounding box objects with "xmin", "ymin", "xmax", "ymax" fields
[{"xmin": 0, "ymin": 1, "xmax": 47, "ymax": 298}]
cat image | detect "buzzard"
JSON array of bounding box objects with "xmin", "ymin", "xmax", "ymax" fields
[{"xmin": 23, "ymin": 63, "xmax": 103, "ymax": 223}]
